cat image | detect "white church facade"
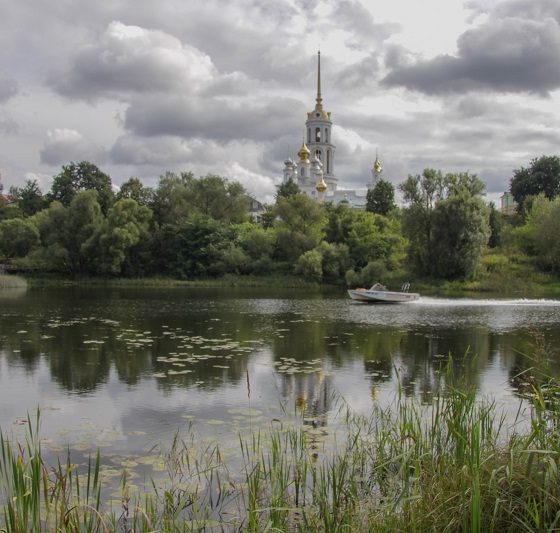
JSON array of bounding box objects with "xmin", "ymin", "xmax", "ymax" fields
[{"xmin": 281, "ymin": 52, "xmax": 382, "ymax": 209}]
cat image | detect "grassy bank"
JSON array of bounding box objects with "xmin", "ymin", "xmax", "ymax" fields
[
  {"xmin": 24, "ymin": 273, "xmax": 324, "ymax": 290},
  {"xmin": 2, "ymin": 365, "xmax": 560, "ymax": 532}
]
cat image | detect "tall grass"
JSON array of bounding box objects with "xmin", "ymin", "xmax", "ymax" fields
[{"xmin": 2, "ymin": 361, "xmax": 560, "ymax": 531}]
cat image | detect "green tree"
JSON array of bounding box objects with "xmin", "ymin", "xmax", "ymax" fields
[
  {"xmin": 116, "ymin": 177, "xmax": 154, "ymax": 206},
  {"xmin": 366, "ymin": 179, "xmax": 396, "ymax": 215},
  {"xmin": 0, "ymin": 218, "xmax": 39, "ymax": 259},
  {"xmin": 400, "ymin": 170, "xmax": 489, "ymax": 279},
  {"xmin": 85, "ymin": 199, "xmax": 153, "ymax": 274},
  {"xmin": 9, "ymin": 179, "xmax": 47, "ymax": 216},
  {"xmin": 510, "ymin": 155, "xmax": 560, "ymax": 212},
  {"xmin": 345, "ymin": 211, "xmax": 405, "ymax": 269},
  {"xmin": 150, "ymin": 216, "xmax": 231, "ymax": 278},
  {"xmin": 488, "ymin": 202, "xmax": 503, "ymax": 248},
  {"xmin": 33, "ymin": 191, "xmax": 103, "ymax": 273},
  {"xmin": 151, "ymin": 172, "xmax": 250, "ymax": 225},
  {"xmin": 517, "ymin": 194, "xmax": 560, "ymax": 273},
  {"xmin": 235, "ymin": 222, "xmax": 276, "ymax": 273},
  {"xmin": 276, "ymin": 178, "xmax": 301, "ymax": 201},
  {"xmin": 49, "ymin": 161, "xmax": 114, "ymax": 213},
  {"xmin": 273, "ymin": 193, "xmax": 325, "ymax": 262}
]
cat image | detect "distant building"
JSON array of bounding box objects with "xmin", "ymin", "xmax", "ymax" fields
[
  {"xmin": 281, "ymin": 52, "xmax": 380, "ymax": 209},
  {"xmin": 500, "ymin": 192, "xmax": 516, "ymax": 215},
  {"xmin": 0, "ymin": 193, "xmax": 15, "ymax": 207},
  {"xmin": 249, "ymin": 197, "xmax": 266, "ymax": 221}
]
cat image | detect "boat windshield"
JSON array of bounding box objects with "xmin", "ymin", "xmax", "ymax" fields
[{"xmin": 370, "ymin": 283, "xmax": 387, "ymax": 291}]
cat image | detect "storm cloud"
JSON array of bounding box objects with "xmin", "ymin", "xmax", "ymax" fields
[
  {"xmin": 123, "ymin": 96, "xmax": 305, "ymax": 143},
  {"xmin": 384, "ymin": 14, "xmax": 560, "ymax": 95}
]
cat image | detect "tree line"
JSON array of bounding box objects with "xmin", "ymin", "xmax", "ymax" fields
[{"xmin": 1, "ymin": 155, "xmax": 559, "ymax": 283}]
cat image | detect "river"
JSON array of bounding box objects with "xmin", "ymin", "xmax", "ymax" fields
[{"xmin": 1, "ymin": 286, "xmax": 560, "ymax": 468}]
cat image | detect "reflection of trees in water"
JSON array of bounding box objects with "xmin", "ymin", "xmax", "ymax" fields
[
  {"xmin": 504, "ymin": 330, "xmax": 560, "ymax": 398},
  {"xmin": 4, "ymin": 289, "xmax": 560, "ymax": 400},
  {"xmin": 276, "ymin": 370, "xmax": 333, "ymax": 427}
]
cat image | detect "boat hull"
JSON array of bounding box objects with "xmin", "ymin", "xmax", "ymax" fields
[{"xmin": 348, "ymin": 289, "xmax": 420, "ymax": 303}]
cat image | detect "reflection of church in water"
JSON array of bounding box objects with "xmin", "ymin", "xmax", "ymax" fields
[
  {"xmin": 282, "ymin": 52, "xmax": 383, "ymax": 209},
  {"xmin": 277, "ymin": 369, "xmax": 332, "ymax": 427}
]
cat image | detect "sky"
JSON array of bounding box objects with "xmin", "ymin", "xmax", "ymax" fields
[{"xmin": 0, "ymin": 0, "xmax": 559, "ymax": 204}]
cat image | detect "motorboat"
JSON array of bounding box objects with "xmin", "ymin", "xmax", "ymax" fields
[{"xmin": 347, "ymin": 282, "xmax": 420, "ymax": 303}]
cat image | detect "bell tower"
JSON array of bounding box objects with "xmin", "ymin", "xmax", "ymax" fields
[{"xmin": 306, "ymin": 51, "xmax": 337, "ymax": 191}]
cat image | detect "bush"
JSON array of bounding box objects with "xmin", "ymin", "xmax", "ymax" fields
[{"xmin": 294, "ymin": 249, "xmax": 323, "ymax": 282}]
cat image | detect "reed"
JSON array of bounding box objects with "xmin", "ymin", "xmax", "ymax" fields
[{"xmin": 2, "ymin": 359, "xmax": 560, "ymax": 531}]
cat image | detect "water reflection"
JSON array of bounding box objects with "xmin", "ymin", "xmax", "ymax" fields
[{"xmin": 1, "ymin": 288, "xmax": 560, "ymax": 457}]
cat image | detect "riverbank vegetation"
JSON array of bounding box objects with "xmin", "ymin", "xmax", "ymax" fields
[
  {"xmin": 1, "ymin": 357, "xmax": 560, "ymax": 531},
  {"xmin": 1, "ymin": 156, "xmax": 559, "ymax": 293}
]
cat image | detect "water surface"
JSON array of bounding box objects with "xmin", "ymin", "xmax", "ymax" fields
[{"xmin": 1, "ymin": 286, "xmax": 560, "ymax": 463}]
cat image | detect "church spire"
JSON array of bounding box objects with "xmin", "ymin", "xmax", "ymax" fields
[{"xmin": 315, "ymin": 50, "xmax": 323, "ymax": 112}]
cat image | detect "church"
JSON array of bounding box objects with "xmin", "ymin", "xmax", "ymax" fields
[{"xmin": 281, "ymin": 52, "xmax": 383, "ymax": 209}]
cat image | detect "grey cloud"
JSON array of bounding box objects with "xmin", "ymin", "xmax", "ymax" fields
[
  {"xmin": 492, "ymin": 0, "xmax": 560, "ymax": 22},
  {"xmin": 383, "ymin": 17, "xmax": 560, "ymax": 95},
  {"xmin": 0, "ymin": 115, "xmax": 18, "ymax": 134},
  {"xmin": 40, "ymin": 129, "xmax": 107, "ymax": 166},
  {"xmin": 334, "ymin": 54, "xmax": 380, "ymax": 92},
  {"xmin": 333, "ymin": 1, "xmax": 398, "ymax": 48},
  {"xmin": 49, "ymin": 21, "xmax": 215, "ymax": 101},
  {"xmin": 123, "ymin": 96, "xmax": 305, "ymax": 142},
  {"xmin": 0, "ymin": 77, "xmax": 18, "ymax": 103}
]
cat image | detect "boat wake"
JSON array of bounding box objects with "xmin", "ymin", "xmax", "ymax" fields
[{"xmin": 413, "ymin": 297, "xmax": 560, "ymax": 307}]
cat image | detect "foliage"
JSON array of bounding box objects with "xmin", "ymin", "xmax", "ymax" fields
[
  {"xmin": 116, "ymin": 177, "xmax": 154, "ymax": 206},
  {"xmin": 295, "ymin": 241, "xmax": 351, "ymax": 283},
  {"xmin": 294, "ymin": 248, "xmax": 323, "ymax": 282},
  {"xmin": 487, "ymin": 202, "xmax": 503, "ymax": 248},
  {"xmin": 235, "ymin": 222, "xmax": 276, "ymax": 274},
  {"xmin": 276, "ymin": 177, "xmax": 301, "ymax": 200},
  {"xmin": 49, "ymin": 161, "xmax": 114, "ymax": 214},
  {"xmin": 274, "ymin": 193, "xmax": 325, "ymax": 262},
  {"xmin": 0, "ymin": 218, "xmax": 39, "ymax": 258},
  {"xmin": 150, "ymin": 216, "xmax": 232, "ymax": 278},
  {"xmin": 32, "ymin": 191, "xmax": 103, "ymax": 273},
  {"xmin": 365, "ymin": 178, "xmax": 396, "ymax": 215},
  {"xmin": 325, "ymin": 204, "xmax": 406, "ymax": 276},
  {"xmin": 8, "ymin": 179, "xmax": 47, "ymax": 217},
  {"xmin": 152, "ymin": 172, "xmax": 250, "ymax": 226},
  {"xmin": 400, "ymin": 169, "xmax": 489, "ymax": 279},
  {"xmin": 517, "ymin": 194, "xmax": 560, "ymax": 273},
  {"xmin": 85, "ymin": 199, "xmax": 153, "ymax": 275},
  {"xmin": 345, "ymin": 259, "xmax": 388, "ymax": 287},
  {"xmin": 510, "ymin": 155, "xmax": 560, "ymax": 213}
]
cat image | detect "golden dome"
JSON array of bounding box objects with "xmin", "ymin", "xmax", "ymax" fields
[
  {"xmin": 373, "ymin": 157, "xmax": 382, "ymax": 173},
  {"xmin": 316, "ymin": 174, "xmax": 327, "ymax": 193},
  {"xmin": 298, "ymin": 141, "xmax": 310, "ymax": 163}
]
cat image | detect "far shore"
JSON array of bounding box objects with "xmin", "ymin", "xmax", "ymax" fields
[{"xmin": 2, "ymin": 271, "xmax": 559, "ymax": 298}]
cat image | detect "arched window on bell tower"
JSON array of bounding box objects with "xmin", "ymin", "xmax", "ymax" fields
[
  {"xmin": 315, "ymin": 149, "xmax": 322, "ymax": 162},
  {"xmin": 325, "ymin": 128, "xmax": 328, "ymax": 143},
  {"xmin": 327, "ymin": 150, "xmax": 331, "ymax": 173},
  {"xmin": 307, "ymin": 128, "xmax": 311, "ymax": 144},
  {"xmin": 315, "ymin": 127, "xmax": 321, "ymax": 142}
]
